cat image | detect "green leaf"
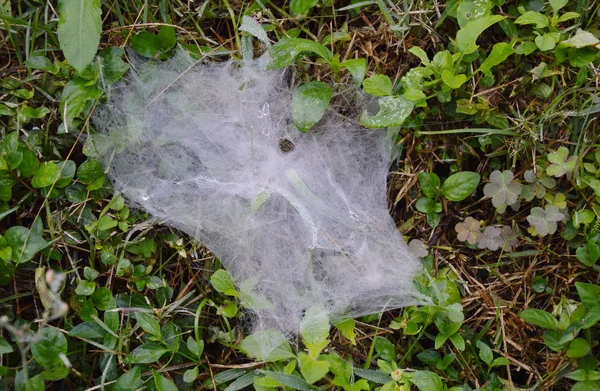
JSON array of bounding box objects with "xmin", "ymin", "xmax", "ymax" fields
[
  {"xmin": 4, "ymin": 226, "xmax": 49, "ymax": 264},
  {"xmin": 0, "ymin": 336, "xmax": 14, "ymax": 354},
  {"xmin": 362, "ymin": 74, "xmax": 393, "ymax": 96},
  {"xmin": 60, "ymin": 78, "xmax": 102, "ymax": 128},
  {"xmin": 290, "ymin": 0, "xmax": 319, "ymax": 14},
  {"xmin": 476, "ymin": 340, "xmax": 493, "ymax": 365},
  {"xmin": 299, "ymin": 353, "xmax": 330, "ymax": 384},
  {"xmin": 114, "ymin": 366, "xmax": 143, "ymax": 391},
  {"xmin": 374, "ymin": 337, "xmax": 396, "ymax": 362},
  {"xmin": 187, "ymin": 336, "xmax": 205, "ymax": 358},
  {"xmin": 135, "ymin": 312, "xmax": 162, "ymax": 337},
  {"xmin": 567, "ymin": 338, "xmax": 591, "ymax": 358},
  {"xmin": 557, "ymin": 12, "xmax": 580, "ymax": 23},
  {"xmin": 239, "ymin": 329, "xmax": 295, "ymax": 362},
  {"xmin": 184, "ymin": 367, "xmax": 199, "ymax": 383},
  {"xmin": 300, "ymin": 306, "xmax": 329, "ymax": 358},
  {"xmin": 57, "ymin": 0, "xmax": 102, "ymax": 73},
  {"xmin": 25, "ymin": 56, "xmax": 55, "ymax": 71},
  {"xmin": 55, "ymin": 160, "xmax": 76, "ymax": 188},
  {"xmin": 152, "ymin": 369, "xmax": 179, "ymax": 391},
  {"xmin": 98, "ymin": 47, "xmax": 129, "ymax": 84},
  {"xmin": 20, "ymin": 106, "xmax": 50, "ymax": 120},
  {"xmin": 269, "ymin": 38, "xmax": 333, "ymax": 69},
  {"xmin": 535, "ymin": 33, "xmax": 558, "ymax": 51},
  {"xmin": 125, "ymin": 343, "xmax": 168, "ymax": 364},
  {"xmin": 561, "ymin": 29, "xmax": 600, "ymax": 48},
  {"xmin": 418, "ymin": 172, "xmax": 441, "ymax": 199},
  {"xmin": 519, "ymin": 308, "xmax": 560, "ymax": 329},
  {"xmin": 550, "ymin": 0, "xmax": 568, "ymax": 12},
  {"xmin": 75, "ymin": 280, "xmax": 96, "ymax": 296},
  {"xmin": 291, "ymin": 81, "xmax": 334, "ymax": 132},
  {"xmin": 408, "ymin": 46, "xmax": 430, "ymax": 65},
  {"xmin": 456, "ymin": 15, "xmax": 506, "ymax": 54},
  {"xmin": 408, "ymin": 371, "xmax": 444, "ymax": 391},
  {"xmin": 333, "ymin": 318, "xmax": 356, "ymax": 345},
  {"xmin": 360, "ymin": 96, "xmax": 414, "ymax": 128},
  {"xmin": 0, "ymin": 171, "xmax": 16, "ymax": 202},
  {"xmin": 416, "ymin": 197, "xmax": 435, "ymax": 213},
  {"xmin": 576, "ymin": 241, "xmax": 600, "ymax": 267},
  {"xmin": 77, "ymin": 159, "xmax": 105, "ymax": 190},
  {"xmin": 441, "ymin": 70, "xmax": 467, "ymax": 89},
  {"xmin": 341, "ymin": 58, "xmax": 367, "ymax": 85},
  {"xmin": 31, "ymin": 162, "xmax": 61, "ymax": 188},
  {"xmin": 210, "ymin": 269, "xmax": 239, "ymax": 297},
  {"xmin": 514, "ymin": 11, "xmax": 549, "ymax": 29},
  {"xmin": 131, "ymin": 27, "xmax": 177, "ymax": 59},
  {"xmin": 15, "ymin": 372, "xmax": 44, "ymax": 391},
  {"xmin": 260, "ymin": 370, "xmax": 318, "ymax": 391},
  {"xmin": 31, "ymin": 327, "xmax": 68, "ymax": 369},
  {"xmin": 69, "ymin": 321, "xmax": 106, "ymax": 339},
  {"xmin": 480, "ymin": 42, "xmax": 514, "ymax": 75},
  {"xmin": 441, "ymin": 172, "xmax": 480, "ymax": 201},
  {"xmin": 575, "ymin": 282, "xmax": 600, "ymax": 308}
]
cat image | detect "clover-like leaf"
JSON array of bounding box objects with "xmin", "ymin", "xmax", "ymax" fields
[
  {"xmin": 522, "ymin": 169, "xmax": 556, "ymax": 201},
  {"xmin": 499, "ymin": 226, "xmax": 518, "ymax": 252},
  {"xmin": 455, "ymin": 217, "xmax": 481, "ymax": 245},
  {"xmin": 477, "ymin": 226, "xmax": 504, "ymax": 251},
  {"xmin": 483, "ymin": 170, "xmax": 522, "ymax": 213},
  {"xmin": 526, "ymin": 206, "xmax": 565, "ymax": 237},
  {"xmin": 408, "ymin": 239, "xmax": 428, "ymax": 258},
  {"xmin": 546, "ymin": 147, "xmax": 577, "ymax": 178},
  {"xmin": 544, "ymin": 193, "xmax": 567, "ymax": 209}
]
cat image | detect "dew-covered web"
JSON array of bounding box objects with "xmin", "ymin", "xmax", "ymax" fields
[{"xmin": 92, "ymin": 53, "xmax": 425, "ymax": 334}]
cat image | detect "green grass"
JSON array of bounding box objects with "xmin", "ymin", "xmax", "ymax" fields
[{"xmin": 1, "ymin": 0, "xmax": 600, "ymax": 390}]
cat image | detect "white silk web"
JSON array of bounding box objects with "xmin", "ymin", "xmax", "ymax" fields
[{"xmin": 92, "ymin": 53, "xmax": 424, "ymax": 334}]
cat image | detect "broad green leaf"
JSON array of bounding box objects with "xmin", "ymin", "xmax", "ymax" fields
[
  {"xmin": 300, "ymin": 306, "xmax": 329, "ymax": 358},
  {"xmin": 135, "ymin": 312, "xmax": 162, "ymax": 337},
  {"xmin": 456, "ymin": 15, "xmax": 506, "ymax": 54},
  {"xmin": 575, "ymin": 282, "xmax": 600, "ymax": 308},
  {"xmin": 239, "ymin": 16, "xmax": 270, "ymax": 46},
  {"xmin": 239, "ymin": 329, "xmax": 295, "ymax": 362},
  {"xmin": 374, "ymin": 336, "xmax": 396, "ymax": 362},
  {"xmin": 479, "ymin": 42, "xmax": 514, "ymax": 75},
  {"xmin": 31, "ymin": 162, "xmax": 61, "ymax": 188},
  {"xmin": 476, "ymin": 340, "xmax": 493, "ymax": 365},
  {"xmin": 299, "ymin": 353, "xmax": 330, "ymax": 384},
  {"xmin": 535, "ymin": 33, "xmax": 558, "ymax": 51},
  {"xmin": 561, "ymin": 29, "xmax": 600, "ymax": 48},
  {"xmin": 114, "ymin": 366, "xmax": 143, "ymax": 391},
  {"xmin": 25, "ymin": 56, "xmax": 55, "ymax": 72},
  {"xmin": 341, "ymin": 58, "xmax": 367, "ymax": 85},
  {"xmin": 98, "ymin": 47, "xmax": 129, "ymax": 84},
  {"xmin": 557, "ymin": 12, "xmax": 580, "ymax": 23},
  {"xmin": 408, "ymin": 370, "xmax": 444, "ymax": 391},
  {"xmin": 290, "ymin": 0, "xmax": 319, "ymax": 14},
  {"xmin": 549, "ymin": 0, "xmax": 568, "ymax": 12},
  {"xmin": 210, "ymin": 269, "xmax": 239, "ymax": 296},
  {"xmin": 514, "ymin": 11, "xmax": 549, "ymax": 29},
  {"xmin": 519, "ymin": 308, "xmax": 560, "ymax": 329},
  {"xmin": 152, "ymin": 369, "xmax": 179, "ymax": 391},
  {"xmin": 18, "ymin": 147, "xmax": 39, "ymax": 178},
  {"xmin": 566, "ymin": 338, "xmax": 590, "ymax": 358},
  {"xmin": 55, "ymin": 160, "xmax": 76, "ymax": 188},
  {"xmin": 408, "ymin": 46, "xmax": 430, "ymax": 65},
  {"xmin": 416, "ymin": 197, "xmax": 435, "ymax": 213},
  {"xmin": 75, "ymin": 280, "xmax": 96, "ymax": 296},
  {"xmin": 362, "ymin": 74, "xmax": 393, "ymax": 96},
  {"xmin": 77, "ymin": 159, "xmax": 105, "ymax": 190},
  {"xmin": 269, "ymin": 38, "xmax": 333, "ymax": 68},
  {"xmin": 441, "ymin": 172, "xmax": 480, "ymax": 201},
  {"xmin": 60, "ymin": 78, "xmax": 102, "ymax": 128},
  {"xmin": 69, "ymin": 321, "xmax": 106, "ymax": 339},
  {"xmin": 131, "ymin": 27, "xmax": 177, "ymax": 59},
  {"xmin": 125, "ymin": 343, "xmax": 168, "ymax": 364},
  {"xmin": 57, "ymin": 0, "xmax": 102, "ymax": 73},
  {"xmin": 576, "ymin": 241, "xmax": 600, "ymax": 267},
  {"xmin": 184, "ymin": 367, "xmax": 199, "ymax": 383},
  {"xmin": 360, "ymin": 96, "xmax": 414, "ymax": 128},
  {"xmin": 333, "ymin": 318, "xmax": 356, "ymax": 345},
  {"xmin": 0, "ymin": 171, "xmax": 15, "ymax": 201},
  {"xmin": 31, "ymin": 327, "xmax": 68, "ymax": 369},
  {"xmin": 4, "ymin": 226, "xmax": 49, "ymax": 264},
  {"xmin": 441, "ymin": 70, "xmax": 467, "ymax": 89},
  {"xmin": 456, "ymin": 0, "xmax": 494, "ymax": 27},
  {"xmin": 0, "ymin": 336, "xmax": 14, "ymax": 354},
  {"xmin": 260, "ymin": 370, "xmax": 318, "ymax": 391},
  {"xmin": 187, "ymin": 336, "xmax": 205, "ymax": 358},
  {"xmin": 291, "ymin": 81, "xmax": 334, "ymax": 132}
]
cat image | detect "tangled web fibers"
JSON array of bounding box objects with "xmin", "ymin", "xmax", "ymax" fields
[{"xmin": 92, "ymin": 53, "xmax": 425, "ymax": 335}]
